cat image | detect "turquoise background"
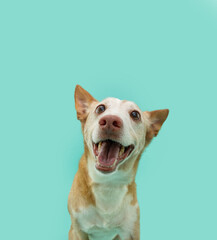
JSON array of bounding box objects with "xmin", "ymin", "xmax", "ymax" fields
[{"xmin": 1, "ymin": 0, "xmax": 217, "ymax": 239}]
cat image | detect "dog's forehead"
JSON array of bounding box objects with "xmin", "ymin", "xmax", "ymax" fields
[{"xmin": 101, "ymin": 97, "xmax": 140, "ymax": 111}]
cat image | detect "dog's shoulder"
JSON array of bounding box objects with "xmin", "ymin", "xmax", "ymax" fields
[{"xmin": 68, "ymin": 155, "xmax": 95, "ymax": 213}]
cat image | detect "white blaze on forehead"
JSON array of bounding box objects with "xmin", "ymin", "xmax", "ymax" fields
[{"xmin": 100, "ymin": 98, "xmax": 142, "ymax": 116}]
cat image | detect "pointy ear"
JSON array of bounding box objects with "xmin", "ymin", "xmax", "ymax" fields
[
  {"xmin": 74, "ymin": 85, "xmax": 98, "ymax": 121},
  {"xmin": 144, "ymin": 109, "xmax": 169, "ymax": 146}
]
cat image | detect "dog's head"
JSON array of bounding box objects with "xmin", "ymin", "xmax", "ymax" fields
[{"xmin": 74, "ymin": 85, "xmax": 169, "ymax": 178}]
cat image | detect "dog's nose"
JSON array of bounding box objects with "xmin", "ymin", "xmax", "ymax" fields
[{"xmin": 99, "ymin": 115, "xmax": 123, "ymax": 131}]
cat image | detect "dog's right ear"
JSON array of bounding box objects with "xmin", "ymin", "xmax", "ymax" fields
[{"xmin": 74, "ymin": 85, "xmax": 98, "ymax": 121}]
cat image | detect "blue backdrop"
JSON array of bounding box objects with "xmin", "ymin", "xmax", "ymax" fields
[{"xmin": 1, "ymin": 0, "xmax": 217, "ymax": 239}]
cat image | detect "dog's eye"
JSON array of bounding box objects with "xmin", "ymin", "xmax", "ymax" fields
[
  {"xmin": 130, "ymin": 110, "xmax": 140, "ymax": 120},
  {"xmin": 96, "ymin": 104, "xmax": 106, "ymax": 114}
]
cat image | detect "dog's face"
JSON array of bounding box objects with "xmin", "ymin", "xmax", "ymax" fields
[
  {"xmin": 75, "ymin": 85, "xmax": 169, "ymax": 176},
  {"xmin": 85, "ymin": 97, "xmax": 147, "ymax": 174}
]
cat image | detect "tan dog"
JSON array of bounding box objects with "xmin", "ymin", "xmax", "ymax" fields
[{"xmin": 68, "ymin": 85, "xmax": 169, "ymax": 240}]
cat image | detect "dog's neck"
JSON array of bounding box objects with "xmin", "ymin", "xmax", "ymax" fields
[
  {"xmin": 92, "ymin": 183, "xmax": 129, "ymax": 213},
  {"xmin": 85, "ymin": 153, "xmax": 138, "ymax": 213}
]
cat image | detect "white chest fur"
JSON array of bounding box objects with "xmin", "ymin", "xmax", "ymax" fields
[{"xmin": 73, "ymin": 184, "xmax": 138, "ymax": 240}]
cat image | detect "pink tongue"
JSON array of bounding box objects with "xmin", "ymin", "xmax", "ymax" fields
[{"xmin": 98, "ymin": 141, "xmax": 120, "ymax": 166}]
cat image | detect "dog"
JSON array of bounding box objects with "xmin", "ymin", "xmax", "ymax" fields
[{"xmin": 68, "ymin": 85, "xmax": 169, "ymax": 240}]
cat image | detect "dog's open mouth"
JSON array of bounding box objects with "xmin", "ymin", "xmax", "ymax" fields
[{"xmin": 93, "ymin": 140, "xmax": 134, "ymax": 173}]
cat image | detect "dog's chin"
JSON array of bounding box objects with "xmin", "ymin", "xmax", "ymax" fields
[{"xmin": 92, "ymin": 139, "xmax": 134, "ymax": 174}]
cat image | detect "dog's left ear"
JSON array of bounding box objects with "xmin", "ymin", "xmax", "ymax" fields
[
  {"xmin": 144, "ymin": 109, "xmax": 169, "ymax": 146},
  {"xmin": 74, "ymin": 85, "xmax": 98, "ymax": 121}
]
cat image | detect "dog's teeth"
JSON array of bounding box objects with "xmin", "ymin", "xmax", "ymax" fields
[
  {"xmin": 98, "ymin": 142, "xmax": 102, "ymax": 151},
  {"xmin": 112, "ymin": 159, "xmax": 118, "ymax": 167},
  {"xmin": 119, "ymin": 146, "xmax": 125, "ymax": 156}
]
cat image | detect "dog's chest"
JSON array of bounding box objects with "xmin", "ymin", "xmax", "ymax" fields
[{"xmin": 74, "ymin": 185, "xmax": 138, "ymax": 240}]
